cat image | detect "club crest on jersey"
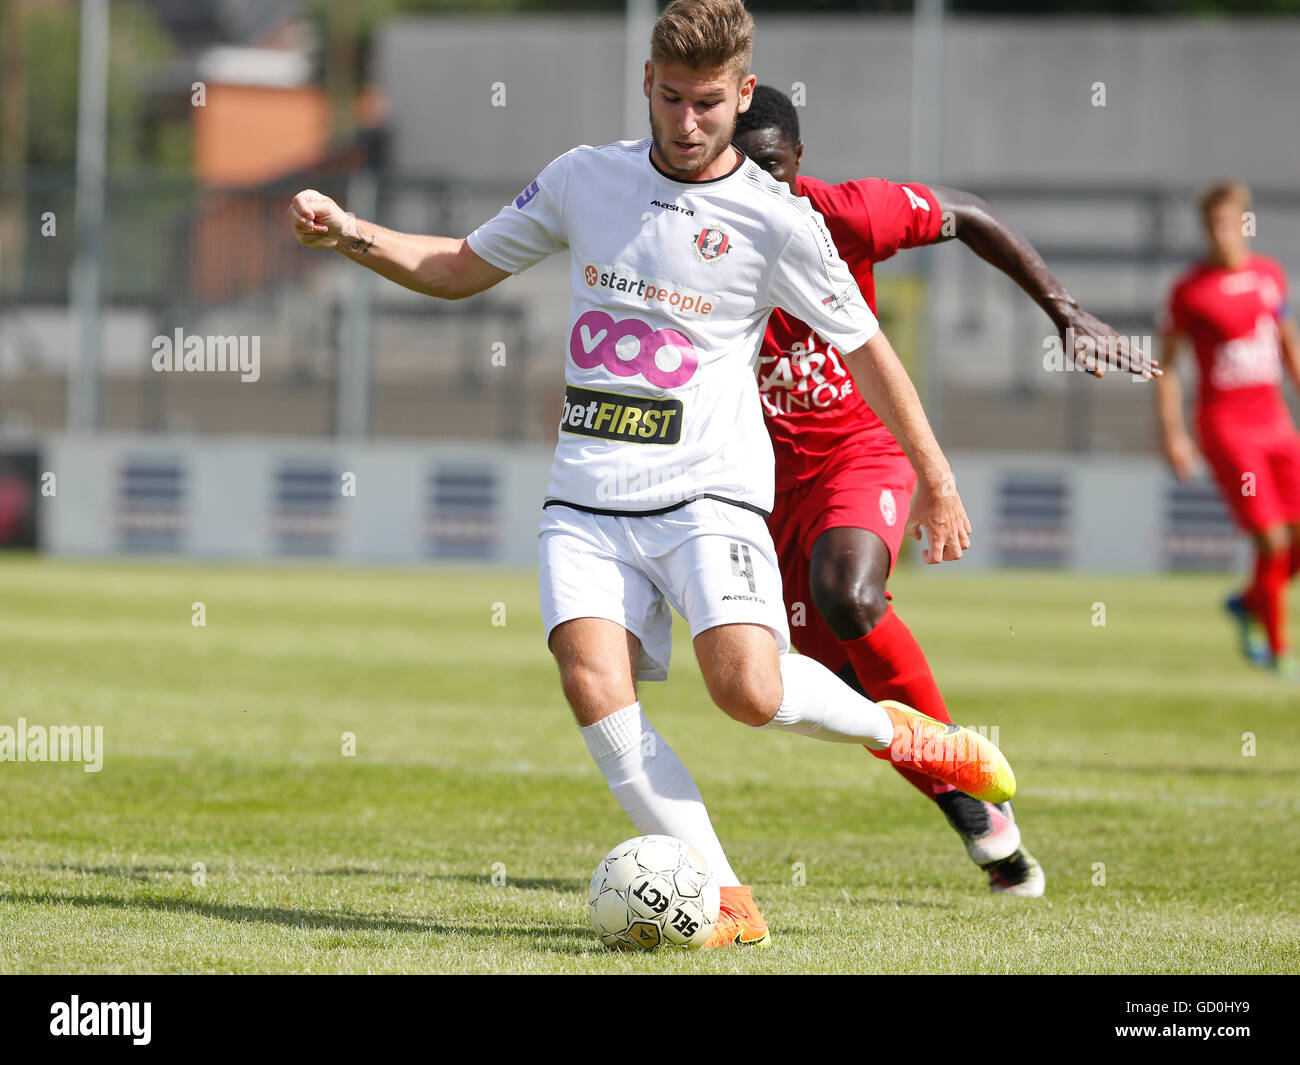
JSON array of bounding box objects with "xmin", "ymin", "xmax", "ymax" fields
[
  {"xmin": 879, "ymin": 489, "xmax": 897, "ymax": 528},
  {"xmin": 692, "ymin": 226, "xmax": 731, "ymax": 263}
]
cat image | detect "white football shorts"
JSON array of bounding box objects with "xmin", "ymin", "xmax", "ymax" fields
[{"xmin": 538, "ymin": 498, "xmax": 790, "ymax": 681}]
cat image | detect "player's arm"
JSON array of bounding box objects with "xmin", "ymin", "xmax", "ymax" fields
[
  {"xmin": 288, "ymin": 188, "xmax": 509, "ymax": 300},
  {"xmin": 770, "ymin": 205, "xmax": 969, "ymax": 564},
  {"xmin": 839, "ymin": 330, "xmax": 971, "ymax": 564},
  {"xmin": 927, "ymin": 185, "xmax": 1158, "ymax": 379},
  {"xmin": 1280, "ymin": 315, "xmax": 1300, "ymax": 393},
  {"xmin": 1153, "ymin": 331, "xmax": 1200, "ymax": 480}
]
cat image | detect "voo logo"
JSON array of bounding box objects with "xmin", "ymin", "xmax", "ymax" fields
[{"xmin": 569, "ymin": 311, "xmax": 698, "ymax": 388}]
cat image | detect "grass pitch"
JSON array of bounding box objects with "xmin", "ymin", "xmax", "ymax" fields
[{"xmin": 0, "ymin": 554, "xmax": 1296, "ymax": 974}]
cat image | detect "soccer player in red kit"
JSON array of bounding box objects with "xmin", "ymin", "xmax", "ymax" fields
[
  {"xmin": 1157, "ymin": 180, "xmax": 1300, "ymax": 680},
  {"xmin": 734, "ymin": 86, "xmax": 1154, "ymax": 896}
]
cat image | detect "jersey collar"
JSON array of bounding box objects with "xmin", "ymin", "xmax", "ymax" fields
[{"xmin": 647, "ymin": 142, "xmax": 748, "ymax": 186}]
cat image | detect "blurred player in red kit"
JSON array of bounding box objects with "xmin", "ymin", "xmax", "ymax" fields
[
  {"xmin": 734, "ymin": 86, "xmax": 1155, "ymax": 896},
  {"xmin": 1157, "ymin": 180, "xmax": 1300, "ymax": 680}
]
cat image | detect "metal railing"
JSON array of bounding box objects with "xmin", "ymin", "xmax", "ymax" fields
[{"xmin": 3, "ymin": 173, "xmax": 1297, "ymax": 449}]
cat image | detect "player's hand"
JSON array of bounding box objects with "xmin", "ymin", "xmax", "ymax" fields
[
  {"xmin": 288, "ymin": 189, "xmax": 349, "ymax": 249},
  {"xmin": 906, "ymin": 471, "xmax": 972, "ymax": 565},
  {"xmin": 1058, "ymin": 308, "xmax": 1160, "ymax": 380},
  {"xmin": 1164, "ymin": 432, "xmax": 1201, "ymax": 480}
]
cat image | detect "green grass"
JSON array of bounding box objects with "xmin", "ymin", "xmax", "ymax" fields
[{"xmin": 0, "ymin": 555, "xmax": 1296, "ymax": 973}]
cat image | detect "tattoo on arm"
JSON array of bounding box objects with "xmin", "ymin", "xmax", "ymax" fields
[{"xmin": 347, "ymin": 233, "xmax": 375, "ymax": 255}]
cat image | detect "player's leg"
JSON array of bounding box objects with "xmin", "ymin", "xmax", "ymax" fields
[
  {"xmin": 1203, "ymin": 419, "xmax": 1285, "ymax": 667},
  {"xmin": 1286, "ymin": 523, "xmax": 1300, "ymax": 679},
  {"xmin": 1243, "ymin": 525, "xmax": 1292, "ymax": 662},
  {"xmin": 808, "ymin": 526, "xmax": 948, "ymax": 731},
  {"xmin": 786, "ymin": 454, "xmax": 1036, "ymax": 887},
  {"xmin": 671, "ymin": 505, "xmax": 1014, "ymax": 803},
  {"xmin": 1233, "ymin": 437, "xmax": 1292, "ymax": 666},
  {"xmin": 688, "ymin": 618, "xmax": 1017, "ymax": 937},
  {"xmin": 772, "ymin": 495, "xmax": 946, "ymax": 795},
  {"xmin": 540, "ymin": 514, "xmax": 744, "ymax": 893},
  {"xmin": 690, "ymin": 620, "xmax": 1013, "ymax": 805},
  {"xmin": 807, "ymin": 526, "xmax": 1038, "ymax": 892},
  {"xmin": 550, "ymin": 616, "xmax": 639, "ymax": 727},
  {"xmin": 798, "ymin": 455, "xmax": 953, "ymax": 729},
  {"xmin": 1265, "ymin": 431, "xmax": 1300, "ymax": 677},
  {"xmin": 778, "ymin": 499, "xmax": 1029, "ymax": 890}
]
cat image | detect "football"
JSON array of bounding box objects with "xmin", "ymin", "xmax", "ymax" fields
[{"xmin": 588, "ymin": 834, "xmax": 721, "ymax": 951}]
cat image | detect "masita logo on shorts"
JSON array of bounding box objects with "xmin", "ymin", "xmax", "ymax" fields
[
  {"xmin": 560, "ymin": 385, "xmax": 683, "ymax": 445},
  {"xmin": 583, "ymin": 263, "xmax": 716, "ymax": 320}
]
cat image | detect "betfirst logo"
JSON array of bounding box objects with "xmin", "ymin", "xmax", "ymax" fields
[
  {"xmin": 560, "ymin": 385, "xmax": 683, "ymax": 445},
  {"xmin": 583, "ymin": 263, "xmax": 717, "ymax": 320}
]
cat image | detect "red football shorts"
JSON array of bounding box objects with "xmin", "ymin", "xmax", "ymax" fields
[
  {"xmin": 768, "ymin": 440, "xmax": 916, "ymax": 674},
  {"xmin": 1198, "ymin": 408, "xmax": 1300, "ymax": 534}
]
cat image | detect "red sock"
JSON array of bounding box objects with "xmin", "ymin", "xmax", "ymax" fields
[
  {"xmin": 1244, "ymin": 549, "xmax": 1290, "ymax": 655},
  {"xmin": 840, "ymin": 605, "xmax": 954, "ymax": 800}
]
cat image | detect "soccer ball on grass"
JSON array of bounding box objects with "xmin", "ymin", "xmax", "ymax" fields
[{"xmin": 588, "ymin": 834, "xmax": 720, "ymax": 951}]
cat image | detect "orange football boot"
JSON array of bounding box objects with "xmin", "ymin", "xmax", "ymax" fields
[
  {"xmin": 867, "ymin": 699, "xmax": 1016, "ymax": 805},
  {"xmin": 702, "ymin": 885, "xmax": 770, "ymax": 948}
]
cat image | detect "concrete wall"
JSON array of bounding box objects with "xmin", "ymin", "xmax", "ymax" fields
[
  {"xmin": 377, "ymin": 15, "xmax": 1300, "ymax": 188},
  {"xmin": 374, "ymin": 15, "xmax": 1300, "ymax": 418},
  {"xmin": 20, "ymin": 434, "xmax": 1248, "ymax": 573}
]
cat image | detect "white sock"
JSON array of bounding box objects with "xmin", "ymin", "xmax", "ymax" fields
[
  {"xmin": 581, "ymin": 702, "xmax": 741, "ymax": 887},
  {"xmin": 761, "ymin": 653, "xmax": 895, "ymax": 749}
]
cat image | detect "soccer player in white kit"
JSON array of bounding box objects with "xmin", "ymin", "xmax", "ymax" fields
[{"xmin": 289, "ymin": 0, "xmax": 1014, "ymax": 948}]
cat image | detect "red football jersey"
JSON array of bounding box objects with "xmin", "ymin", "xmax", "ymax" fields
[
  {"xmin": 1163, "ymin": 254, "xmax": 1291, "ymax": 420},
  {"xmin": 760, "ymin": 175, "xmax": 944, "ymax": 493}
]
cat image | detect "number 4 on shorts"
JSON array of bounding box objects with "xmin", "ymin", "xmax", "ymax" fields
[{"xmin": 730, "ymin": 542, "xmax": 756, "ymax": 593}]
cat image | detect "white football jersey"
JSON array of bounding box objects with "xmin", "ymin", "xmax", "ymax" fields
[{"xmin": 466, "ymin": 138, "xmax": 879, "ymax": 515}]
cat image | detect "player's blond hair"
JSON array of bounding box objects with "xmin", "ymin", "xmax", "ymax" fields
[
  {"xmin": 650, "ymin": 0, "xmax": 755, "ymax": 82},
  {"xmin": 1197, "ymin": 179, "xmax": 1252, "ymax": 222}
]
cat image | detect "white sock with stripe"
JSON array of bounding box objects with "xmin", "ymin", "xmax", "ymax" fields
[
  {"xmin": 762, "ymin": 652, "xmax": 895, "ymax": 749},
  {"xmin": 580, "ymin": 701, "xmax": 741, "ymax": 887}
]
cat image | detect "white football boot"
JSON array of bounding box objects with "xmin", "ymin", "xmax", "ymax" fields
[{"xmin": 935, "ymin": 794, "xmax": 1045, "ymax": 897}]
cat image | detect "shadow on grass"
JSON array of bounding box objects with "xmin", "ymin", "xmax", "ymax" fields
[
  {"xmin": 1031, "ymin": 760, "xmax": 1295, "ymax": 781},
  {"xmin": 26, "ymin": 863, "xmax": 192, "ymax": 880},
  {"xmin": 0, "ymin": 888, "xmax": 588, "ymax": 946},
  {"xmin": 19, "ymin": 864, "xmax": 582, "ymax": 894},
  {"xmin": 849, "ymin": 894, "xmax": 961, "ymax": 911},
  {"xmin": 303, "ymin": 867, "xmax": 582, "ymax": 892},
  {"xmin": 434, "ymin": 873, "xmax": 583, "ymax": 892}
]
